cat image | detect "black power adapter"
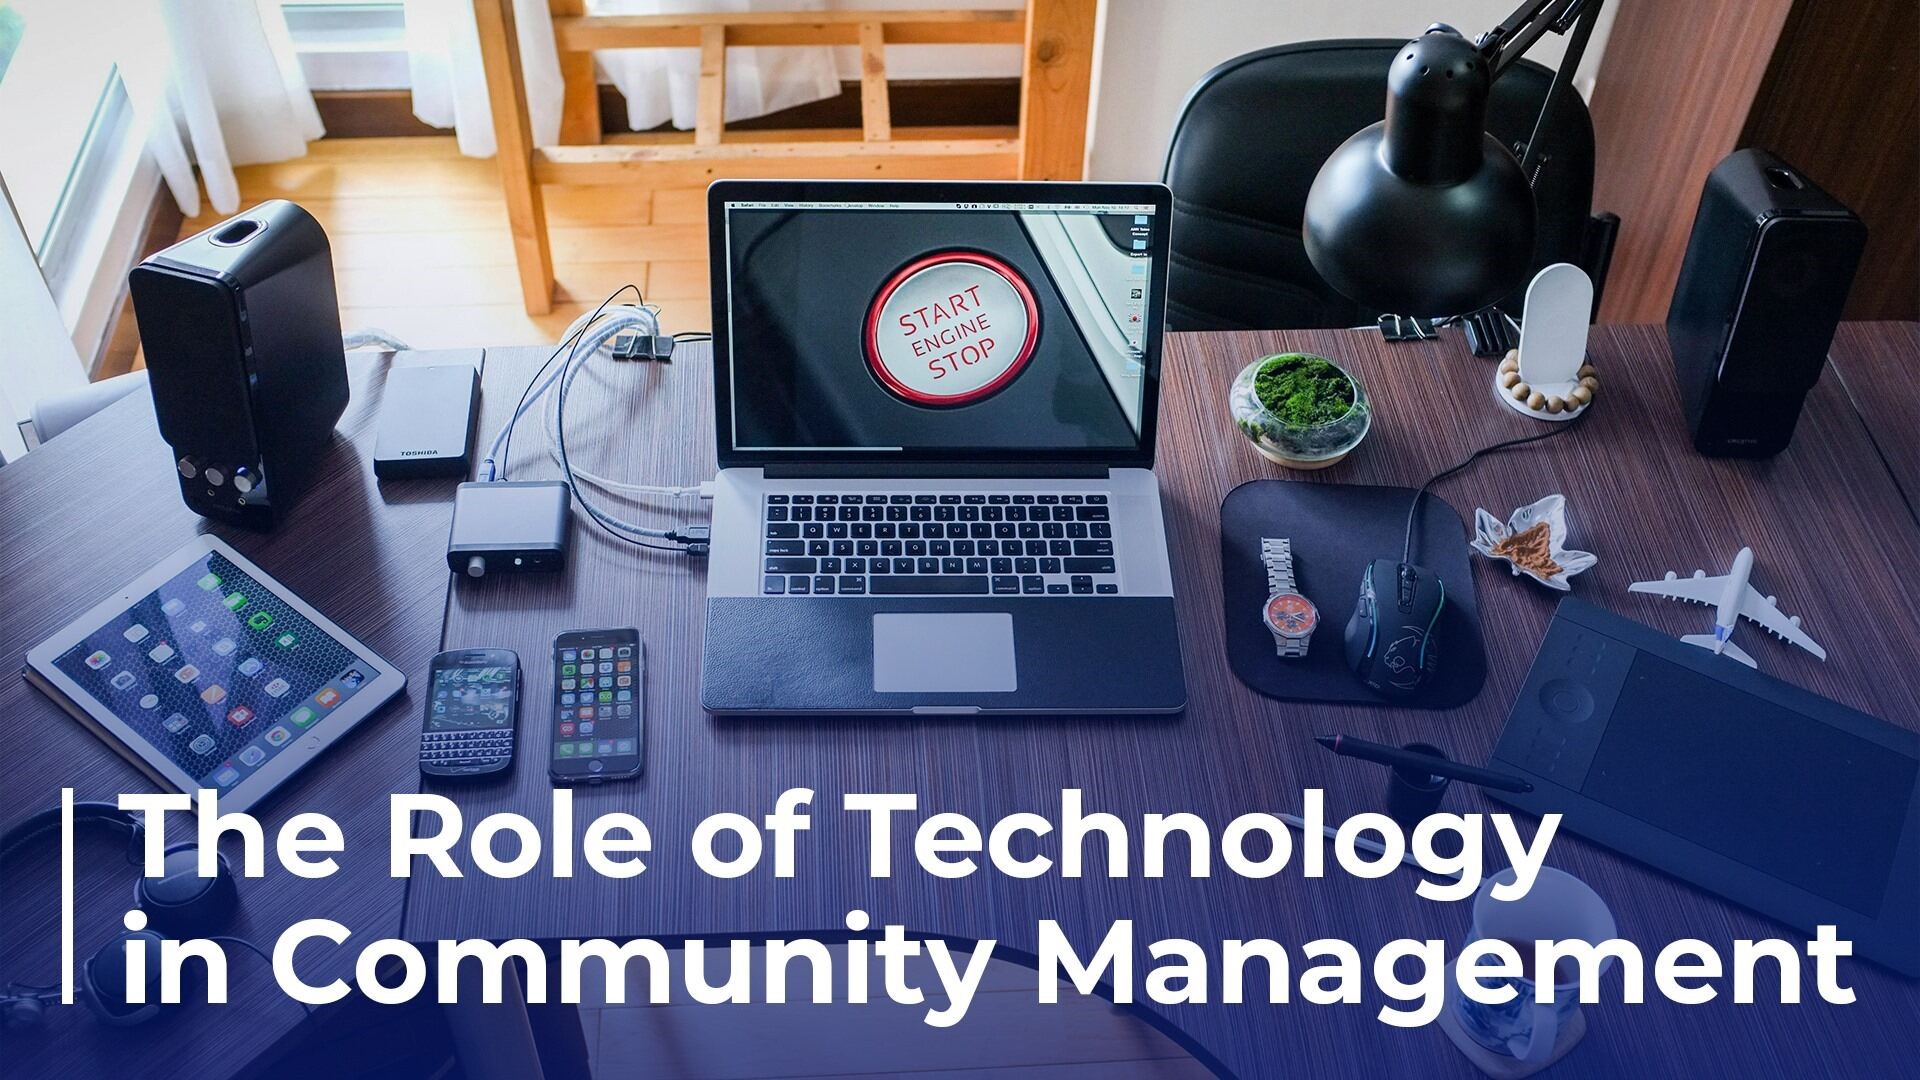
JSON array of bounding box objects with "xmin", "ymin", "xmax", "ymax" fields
[{"xmin": 446, "ymin": 481, "xmax": 572, "ymax": 578}]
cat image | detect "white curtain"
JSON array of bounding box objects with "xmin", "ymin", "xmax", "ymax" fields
[
  {"xmin": 405, "ymin": 0, "xmax": 564, "ymax": 156},
  {"xmin": 115, "ymin": 0, "xmax": 324, "ymax": 218},
  {"xmin": 593, "ymin": 0, "xmax": 839, "ymax": 133},
  {"xmin": 404, "ymin": 0, "xmax": 840, "ymax": 156}
]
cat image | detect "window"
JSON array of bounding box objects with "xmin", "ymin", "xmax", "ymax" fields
[
  {"xmin": 0, "ymin": 0, "xmax": 121, "ymax": 255},
  {"xmin": 282, "ymin": 0, "xmax": 407, "ymax": 91},
  {"xmin": 0, "ymin": 0, "xmax": 122, "ymax": 457}
]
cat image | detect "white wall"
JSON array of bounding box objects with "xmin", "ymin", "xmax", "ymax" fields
[{"xmin": 1086, "ymin": 0, "xmax": 1617, "ymax": 180}]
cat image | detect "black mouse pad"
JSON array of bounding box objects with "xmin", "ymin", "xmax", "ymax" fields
[{"xmin": 1220, "ymin": 481, "xmax": 1487, "ymax": 710}]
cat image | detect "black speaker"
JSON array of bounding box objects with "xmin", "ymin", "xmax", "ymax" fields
[
  {"xmin": 1665, "ymin": 149, "xmax": 1865, "ymax": 458},
  {"xmin": 130, "ymin": 200, "xmax": 347, "ymax": 529}
]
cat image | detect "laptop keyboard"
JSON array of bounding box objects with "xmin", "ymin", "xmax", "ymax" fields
[{"xmin": 761, "ymin": 493, "xmax": 1118, "ymax": 597}]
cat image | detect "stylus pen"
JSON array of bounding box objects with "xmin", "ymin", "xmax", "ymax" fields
[
  {"xmin": 1279, "ymin": 814, "xmax": 1462, "ymax": 882},
  {"xmin": 1314, "ymin": 734, "xmax": 1535, "ymax": 794}
]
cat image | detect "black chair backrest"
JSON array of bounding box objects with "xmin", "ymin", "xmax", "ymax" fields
[{"xmin": 1162, "ymin": 40, "xmax": 1596, "ymax": 331}]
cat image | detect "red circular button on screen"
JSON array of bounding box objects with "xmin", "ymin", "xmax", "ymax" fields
[{"xmin": 864, "ymin": 251, "xmax": 1040, "ymax": 406}]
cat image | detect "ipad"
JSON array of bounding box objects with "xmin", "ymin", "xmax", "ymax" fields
[{"xmin": 24, "ymin": 535, "xmax": 405, "ymax": 812}]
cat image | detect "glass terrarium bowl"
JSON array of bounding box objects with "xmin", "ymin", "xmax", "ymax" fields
[{"xmin": 1228, "ymin": 353, "xmax": 1371, "ymax": 470}]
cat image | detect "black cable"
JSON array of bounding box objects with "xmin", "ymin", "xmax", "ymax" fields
[
  {"xmin": 1401, "ymin": 405, "xmax": 1592, "ymax": 565},
  {"xmin": 552, "ymin": 300, "xmax": 707, "ymax": 555},
  {"xmin": 498, "ymin": 284, "xmax": 641, "ymax": 480}
]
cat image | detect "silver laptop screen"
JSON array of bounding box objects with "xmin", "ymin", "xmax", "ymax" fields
[{"xmin": 719, "ymin": 198, "xmax": 1161, "ymax": 456}]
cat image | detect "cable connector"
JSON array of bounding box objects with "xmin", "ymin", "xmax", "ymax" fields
[
  {"xmin": 611, "ymin": 332, "xmax": 675, "ymax": 362},
  {"xmin": 666, "ymin": 525, "xmax": 710, "ymax": 557}
]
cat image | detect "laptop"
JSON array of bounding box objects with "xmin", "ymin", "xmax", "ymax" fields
[{"xmin": 701, "ymin": 180, "xmax": 1186, "ymax": 716}]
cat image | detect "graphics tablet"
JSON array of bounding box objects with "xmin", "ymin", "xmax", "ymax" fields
[
  {"xmin": 1490, "ymin": 598, "xmax": 1920, "ymax": 976},
  {"xmin": 24, "ymin": 535, "xmax": 405, "ymax": 812}
]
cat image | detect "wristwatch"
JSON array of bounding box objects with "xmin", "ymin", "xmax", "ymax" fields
[{"xmin": 1260, "ymin": 537, "xmax": 1319, "ymax": 658}]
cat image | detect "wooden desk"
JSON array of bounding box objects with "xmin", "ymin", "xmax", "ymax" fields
[
  {"xmin": 411, "ymin": 326, "xmax": 1920, "ymax": 1078},
  {"xmin": 1831, "ymin": 321, "xmax": 1920, "ymax": 521},
  {"xmin": 0, "ymin": 352, "xmax": 475, "ymax": 1080}
]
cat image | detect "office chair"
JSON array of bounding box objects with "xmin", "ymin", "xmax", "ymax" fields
[
  {"xmin": 30, "ymin": 371, "xmax": 150, "ymax": 445},
  {"xmin": 1161, "ymin": 40, "xmax": 1618, "ymax": 331}
]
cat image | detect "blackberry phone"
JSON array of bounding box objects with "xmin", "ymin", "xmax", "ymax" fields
[
  {"xmin": 419, "ymin": 648, "xmax": 520, "ymax": 778},
  {"xmin": 548, "ymin": 628, "xmax": 643, "ymax": 784}
]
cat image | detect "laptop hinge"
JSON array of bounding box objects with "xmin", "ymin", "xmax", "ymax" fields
[{"xmin": 763, "ymin": 462, "xmax": 1110, "ymax": 481}]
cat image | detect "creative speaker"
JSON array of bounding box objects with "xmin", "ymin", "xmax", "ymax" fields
[
  {"xmin": 130, "ymin": 200, "xmax": 347, "ymax": 529},
  {"xmin": 1665, "ymin": 149, "xmax": 1865, "ymax": 458}
]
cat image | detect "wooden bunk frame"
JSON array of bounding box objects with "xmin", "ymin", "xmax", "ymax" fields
[{"xmin": 472, "ymin": 0, "xmax": 1099, "ymax": 314}]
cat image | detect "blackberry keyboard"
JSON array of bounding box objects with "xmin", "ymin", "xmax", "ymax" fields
[{"xmin": 761, "ymin": 493, "xmax": 1118, "ymax": 597}]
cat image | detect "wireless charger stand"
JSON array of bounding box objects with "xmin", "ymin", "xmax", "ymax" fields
[{"xmin": 1495, "ymin": 263, "xmax": 1594, "ymax": 422}]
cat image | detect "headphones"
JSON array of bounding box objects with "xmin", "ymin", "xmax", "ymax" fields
[{"xmin": 1, "ymin": 802, "xmax": 238, "ymax": 1027}]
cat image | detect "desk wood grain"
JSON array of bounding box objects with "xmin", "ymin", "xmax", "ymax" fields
[
  {"xmin": 409, "ymin": 327, "xmax": 1920, "ymax": 1079},
  {"xmin": 0, "ymin": 353, "xmax": 473, "ymax": 1080},
  {"xmin": 1831, "ymin": 321, "xmax": 1920, "ymax": 522}
]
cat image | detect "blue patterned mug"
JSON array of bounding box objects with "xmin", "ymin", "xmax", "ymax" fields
[{"xmin": 1454, "ymin": 867, "xmax": 1618, "ymax": 1066}]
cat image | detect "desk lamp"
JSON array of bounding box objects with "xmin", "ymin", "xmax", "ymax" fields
[{"xmin": 1303, "ymin": 0, "xmax": 1605, "ymax": 318}]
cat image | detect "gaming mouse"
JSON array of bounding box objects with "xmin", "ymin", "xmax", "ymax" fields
[{"xmin": 1344, "ymin": 558, "xmax": 1446, "ymax": 697}]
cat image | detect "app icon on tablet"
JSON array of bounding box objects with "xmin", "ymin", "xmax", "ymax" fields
[
  {"xmin": 239, "ymin": 746, "xmax": 266, "ymax": 767},
  {"xmin": 289, "ymin": 706, "xmax": 317, "ymax": 728},
  {"xmin": 214, "ymin": 766, "xmax": 240, "ymax": 786},
  {"xmin": 85, "ymin": 650, "xmax": 111, "ymax": 670},
  {"xmin": 164, "ymin": 713, "xmax": 190, "ymax": 734},
  {"xmin": 175, "ymin": 664, "xmax": 200, "ymax": 683},
  {"xmin": 110, "ymin": 671, "xmax": 137, "ymax": 690},
  {"xmin": 162, "ymin": 598, "xmax": 186, "ymax": 616},
  {"xmin": 149, "ymin": 643, "xmax": 175, "ymax": 663},
  {"xmin": 202, "ymin": 684, "xmax": 228, "ymax": 705},
  {"xmin": 189, "ymin": 735, "xmax": 216, "ymax": 755},
  {"xmin": 197, "ymin": 573, "xmax": 221, "ymax": 592},
  {"xmin": 238, "ymin": 657, "xmax": 263, "ymax": 676},
  {"xmin": 124, "ymin": 624, "xmax": 150, "ymax": 643}
]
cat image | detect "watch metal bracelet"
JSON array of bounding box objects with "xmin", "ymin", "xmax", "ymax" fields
[{"xmin": 1261, "ymin": 537, "xmax": 1296, "ymax": 594}]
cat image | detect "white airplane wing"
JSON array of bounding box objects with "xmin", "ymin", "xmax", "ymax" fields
[
  {"xmin": 1737, "ymin": 585, "xmax": 1828, "ymax": 660},
  {"xmin": 1628, "ymin": 574, "xmax": 1728, "ymax": 606}
]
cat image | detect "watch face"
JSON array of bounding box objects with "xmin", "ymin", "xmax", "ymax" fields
[{"xmin": 1264, "ymin": 593, "xmax": 1319, "ymax": 637}]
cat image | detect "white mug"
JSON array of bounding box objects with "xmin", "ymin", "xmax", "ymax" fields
[{"xmin": 1454, "ymin": 866, "xmax": 1617, "ymax": 1066}]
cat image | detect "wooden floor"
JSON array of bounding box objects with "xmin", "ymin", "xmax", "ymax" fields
[
  {"xmin": 159, "ymin": 136, "xmax": 1202, "ymax": 1079},
  {"xmin": 175, "ymin": 136, "xmax": 714, "ymax": 353}
]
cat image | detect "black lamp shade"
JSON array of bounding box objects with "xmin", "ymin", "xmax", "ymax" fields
[{"xmin": 1304, "ymin": 28, "xmax": 1537, "ymax": 316}]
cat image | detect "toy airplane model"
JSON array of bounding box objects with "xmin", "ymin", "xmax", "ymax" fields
[{"xmin": 1628, "ymin": 546, "xmax": 1826, "ymax": 667}]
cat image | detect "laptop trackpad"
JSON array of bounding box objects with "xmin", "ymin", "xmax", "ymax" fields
[{"xmin": 872, "ymin": 612, "xmax": 1017, "ymax": 693}]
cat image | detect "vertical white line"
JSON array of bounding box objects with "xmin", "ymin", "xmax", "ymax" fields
[{"xmin": 60, "ymin": 786, "xmax": 73, "ymax": 1004}]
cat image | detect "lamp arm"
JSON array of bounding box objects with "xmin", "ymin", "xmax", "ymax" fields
[
  {"xmin": 1477, "ymin": 0, "xmax": 1588, "ymax": 77},
  {"xmin": 1476, "ymin": 0, "xmax": 1605, "ymax": 177}
]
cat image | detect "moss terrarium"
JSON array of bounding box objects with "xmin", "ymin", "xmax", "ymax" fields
[{"xmin": 1229, "ymin": 353, "xmax": 1371, "ymax": 469}]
